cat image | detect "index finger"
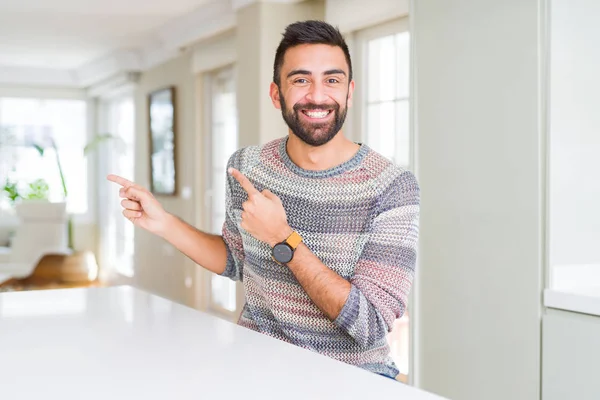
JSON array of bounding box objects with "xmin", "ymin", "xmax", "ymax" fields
[
  {"xmin": 228, "ymin": 168, "xmax": 259, "ymax": 196},
  {"xmin": 107, "ymin": 174, "xmax": 135, "ymax": 188}
]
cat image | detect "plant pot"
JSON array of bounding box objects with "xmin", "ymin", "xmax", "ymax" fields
[
  {"xmin": 15, "ymin": 200, "xmax": 67, "ymax": 221},
  {"xmin": 10, "ymin": 200, "xmax": 69, "ymax": 259}
]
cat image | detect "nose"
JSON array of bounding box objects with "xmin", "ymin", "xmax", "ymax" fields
[{"xmin": 306, "ymin": 81, "xmax": 328, "ymax": 104}]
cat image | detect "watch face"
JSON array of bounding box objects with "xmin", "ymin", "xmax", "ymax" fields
[{"xmin": 272, "ymin": 243, "xmax": 293, "ymax": 264}]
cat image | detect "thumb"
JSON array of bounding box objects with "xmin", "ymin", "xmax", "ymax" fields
[
  {"xmin": 123, "ymin": 186, "xmax": 147, "ymax": 202},
  {"xmin": 262, "ymin": 189, "xmax": 279, "ymax": 201},
  {"xmin": 123, "ymin": 187, "xmax": 159, "ymax": 212}
]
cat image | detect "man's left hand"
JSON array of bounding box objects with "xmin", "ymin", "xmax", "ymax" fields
[{"xmin": 228, "ymin": 167, "xmax": 292, "ymax": 247}]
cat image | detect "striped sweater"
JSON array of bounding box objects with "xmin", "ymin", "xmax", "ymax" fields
[{"xmin": 221, "ymin": 137, "xmax": 420, "ymax": 378}]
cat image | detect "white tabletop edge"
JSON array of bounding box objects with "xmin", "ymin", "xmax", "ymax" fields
[{"xmin": 544, "ymin": 288, "xmax": 600, "ymax": 317}]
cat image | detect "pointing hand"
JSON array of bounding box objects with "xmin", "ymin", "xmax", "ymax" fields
[
  {"xmin": 107, "ymin": 174, "xmax": 171, "ymax": 236},
  {"xmin": 228, "ymin": 168, "xmax": 292, "ymax": 246}
]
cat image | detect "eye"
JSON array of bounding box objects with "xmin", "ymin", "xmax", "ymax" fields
[
  {"xmin": 294, "ymin": 78, "xmax": 308, "ymax": 84},
  {"xmin": 327, "ymin": 78, "xmax": 340, "ymax": 84}
]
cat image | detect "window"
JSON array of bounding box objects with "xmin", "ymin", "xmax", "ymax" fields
[
  {"xmin": 0, "ymin": 98, "xmax": 88, "ymax": 215},
  {"xmin": 356, "ymin": 20, "xmax": 411, "ymax": 168},
  {"xmin": 354, "ymin": 18, "xmax": 412, "ymax": 377},
  {"xmin": 547, "ymin": 1, "xmax": 600, "ymax": 296},
  {"xmin": 97, "ymin": 96, "xmax": 135, "ymax": 278},
  {"xmin": 204, "ymin": 65, "xmax": 239, "ymax": 315}
]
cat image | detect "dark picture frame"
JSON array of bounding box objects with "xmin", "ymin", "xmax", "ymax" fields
[{"xmin": 148, "ymin": 86, "xmax": 177, "ymax": 196}]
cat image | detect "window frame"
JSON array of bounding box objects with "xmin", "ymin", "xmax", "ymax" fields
[
  {"xmin": 201, "ymin": 64, "xmax": 245, "ymax": 321},
  {"xmin": 96, "ymin": 90, "xmax": 136, "ymax": 281},
  {"xmin": 352, "ymin": 17, "xmax": 413, "ymax": 170}
]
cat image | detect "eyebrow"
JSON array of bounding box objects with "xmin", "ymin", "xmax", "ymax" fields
[
  {"xmin": 324, "ymin": 69, "xmax": 347, "ymax": 76},
  {"xmin": 286, "ymin": 69, "xmax": 347, "ymax": 78}
]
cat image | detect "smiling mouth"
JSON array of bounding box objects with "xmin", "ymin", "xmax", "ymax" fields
[{"xmin": 301, "ymin": 109, "xmax": 333, "ymax": 119}]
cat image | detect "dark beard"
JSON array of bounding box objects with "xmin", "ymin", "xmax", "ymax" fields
[{"xmin": 279, "ymin": 95, "xmax": 347, "ymax": 147}]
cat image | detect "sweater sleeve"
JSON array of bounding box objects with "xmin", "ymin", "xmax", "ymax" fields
[
  {"xmin": 220, "ymin": 150, "xmax": 245, "ymax": 282},
  {"xmin": 334, "ymin": 170, "xmax": 420, "ymax": 348}
]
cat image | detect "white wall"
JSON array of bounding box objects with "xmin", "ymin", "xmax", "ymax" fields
[
  {"xmin": 549, "ymin": 0, "xmax": 600, "ymax": 266},
  {"xmin": 133, "ymin": 53, "xmax": 197, "ymax": 307},
  {"xmin": 414, "ymin": 1, "xmax": 542, "ymax": 399},
  {"xmin": 325, "ymin": 0, "xmax": 408, "ymax": 33},
  {"xmin": 543, "ymin": 309, "xmax": 600, "ymax": 400},
  {"xmin": 191, "ymin": 30, "xmax": 236, "ymax": 75}
]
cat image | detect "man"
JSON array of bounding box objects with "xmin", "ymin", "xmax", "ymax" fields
[{"xmin": 108, "ymin": 20, "xmax": 419, "ymax": 381}]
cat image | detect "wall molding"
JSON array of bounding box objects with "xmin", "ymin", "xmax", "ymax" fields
[
  {"xmin": 86, "ymin": 72, "xmax": 141, "ymax": 99},
  {"xmin": 232, "ymin": 0, "xmax": 305, "ymax": 11},
  {"xmin": 326, "ymin": 0, "xmax": 408, "ymax": 34},
  {"xmin": 76, "ymin": 49, "xmax": 142, "ymax": 89},
  {"xmin": 0, "ymin": 0, "xmax": 241, "ymax": 89},
  {"xmin": 0, "ymin": 66, "xmax": 79, "ymax": 88},
  {"xmin": 152, "ymin": 1, "xmax": 236, "ymax": 58}
]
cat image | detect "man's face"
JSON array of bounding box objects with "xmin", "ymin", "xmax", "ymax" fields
[{"xmin": 271, "ymin": 44, "xmax": 354, "ymax": 147}]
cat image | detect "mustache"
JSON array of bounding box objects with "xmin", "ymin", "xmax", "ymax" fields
[{"xmin": 293, "ymin": 102, "xmax": 339, "ymax": 111}]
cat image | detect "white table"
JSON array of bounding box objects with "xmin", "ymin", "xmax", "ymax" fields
[{"xmin": 0, "ymin": 286, "xmax": 446, "ymax": 400}]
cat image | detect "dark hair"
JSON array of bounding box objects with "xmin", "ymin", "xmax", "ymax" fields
[{"xmin": 273, "ymin": 20, "xmax": 353, "ymax": 87}]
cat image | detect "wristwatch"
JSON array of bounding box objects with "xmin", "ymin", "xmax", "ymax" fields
[{"xmin": 272, "ymin": 231, "xmax": 303, "ymax": 265}]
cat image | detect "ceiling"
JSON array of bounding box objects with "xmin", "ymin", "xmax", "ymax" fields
[{"xmin": 0, "ymin": 0, "xmax": 216, "ymax": 69}]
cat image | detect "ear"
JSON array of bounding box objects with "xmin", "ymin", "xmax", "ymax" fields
[
  {"xmin": 346, "ymin": 80, "xmax": 356, "ymax": 108},
  {"xmin": 270, "ymin": 82, "xmax": 282, "ymax": 110}
]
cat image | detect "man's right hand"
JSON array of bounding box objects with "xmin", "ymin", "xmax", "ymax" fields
[
  {"xmin": 107, "ymin": 174, "xmax": 230, "ymax": 276},
  {"xmin": 107, "ymin": 174, "xmax": 172, "ymax": 236}
]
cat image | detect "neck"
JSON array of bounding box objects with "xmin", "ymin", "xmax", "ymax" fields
[{"xmin": 285, "ymin": 131, "xmax": 361, "ymax": 171}]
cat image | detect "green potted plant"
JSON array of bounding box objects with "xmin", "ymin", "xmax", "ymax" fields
[
  {"xmin": 2, "ymin": 177, "xmax": 22, "ymax": 205},
  {"xmin": 3, "ymin": 177, "xmax": 53, "ymax": 208},
  {"xmin": 12, "ymin": 178, "xmax": 67, "ymax": 223},
  {"xmin": 25, "ymin": 178, "xmax": 50, "ymax": 200}
]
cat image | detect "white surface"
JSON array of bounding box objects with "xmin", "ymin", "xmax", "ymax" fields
[
  {"xmin": 544, "ymin": 264, "xmax": 600, "ymax": 316},
  {"xmin": 542, "ymin": 309, "xmax": 600, "ymax": 400},
  {"xmin": 0, "ymin": 286, "xmax": 446, "ymax": 400},
  {"xmin": 413, "ymin": 0, "xmax": 542, "ymax": 399},
  {"xmin": 544, "ymin": 289, "xmax": 600, "ymax": 317},
  {"xmin": 325, "ymin": 0, "xmax": 409, "ymax": 33},
  {"xmin": 550, "ymin": 264, "xmax": 600, "ymax": 291},
  {"xmin": 549, "ymin": 0, "xmax": 600, "ymax": 267},
  {"xmin": 191, "ymin": 30, "xmax": 236, "ymax": 74},
  {"xmin": 0, "ymin": 0, "xmax": 213, "ymax": 69}
]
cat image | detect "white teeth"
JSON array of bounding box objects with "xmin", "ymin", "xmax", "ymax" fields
[{"xmin": 305, "ymin": 110, "xmax": 329, "ymax": 118}]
